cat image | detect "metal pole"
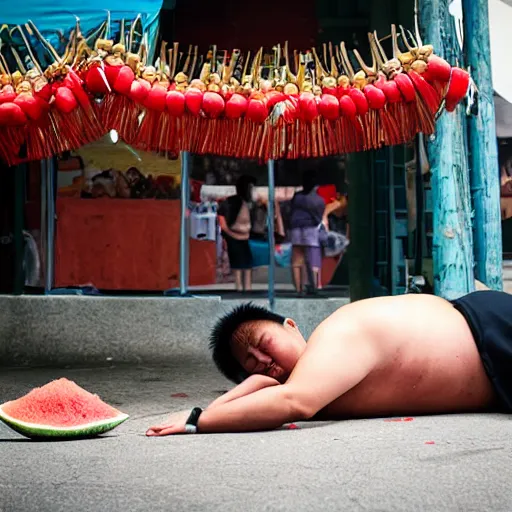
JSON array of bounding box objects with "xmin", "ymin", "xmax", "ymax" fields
[
  {"xmin": 267, "ymin": 159, "xmax": 276, "ymax": 311},
  {"xmin": 40, "ymin": 159, "xmax": 48, "ymax": 292},
  {"xmin": 179, "ymin": 151, "xmax": 190, "ymax": 296},
  {"xmin": 13, "ymin": 164, "xmax": 25, "ymax": 295},
  {"xmin": 414, "ymin": 134, "xmax": 425, "ymax": 276},
  {"xmin": 45, "ymin": 158, "xmax": 55, "ymax": 293},
  {"xmin": 462, "ymin": 0, "xmax": 502, "ymax": 290}
]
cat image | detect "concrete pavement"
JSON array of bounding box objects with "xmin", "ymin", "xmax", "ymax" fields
[{"xmin": 2, "ymin": 363, "xmax": 512, "ymax": 512}]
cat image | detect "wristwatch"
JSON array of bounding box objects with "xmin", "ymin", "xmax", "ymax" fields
[{"xmin": 184, "ymin": 407, "xmax": 203, "ymax": 434}]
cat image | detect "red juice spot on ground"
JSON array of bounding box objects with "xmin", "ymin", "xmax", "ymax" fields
[
  {"xmin": 287, "ymin": 423, "xmax": 299, "ymax": 429},
  {"xmin": 403, "ymin": 417, "xmax": 414, "ymax": 422},
  {"xmin": 171, "ymin": 393, "xmax": 189, "ymax": 398},
  {"xmin": 425, "ymin": 441, "xmax": 435, "ymax": 445}
]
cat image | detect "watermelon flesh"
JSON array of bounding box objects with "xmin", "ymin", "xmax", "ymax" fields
[{"xmin": 0, "ymin": 378, "xmax": 128, "ymax": 439}]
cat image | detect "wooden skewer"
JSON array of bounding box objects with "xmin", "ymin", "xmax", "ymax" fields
[
  {"xmin": 311, "ymin": 47, "xmax": 327, "ymax": 80},
  {"xmin": 189, "ymin": 45, "xmax": 198, "ymax": 78},
  {"xmin": 353, "ymin": 37, "xmax": 376, "ymax": 76},
  {"xmin": 168, "ymin": 48, "xmax": 173, "ymax": 75},
  {"xmin": 11, "ymin": 47, "xmax": 26, "ymax": 74},
  {"xmin": 183, "ymin": 44, "xmax": 192, "ymax": 74},
  {"xmin": 211, "ymin": 44, "xmax": 217, "ymax": 74},
  {"xmin": 391, "ymin": 24, "xmax": 402, "ymax": 60},
  {"xmin": 242, "ymin": 50, "xmax": 251, "ymax": 81},
  {"xmin": 0, "ymin": 52, "xmax": 10, "ymax": 76},
  {"xmin": 12, "ymin": 25, "xmax": 43, "ymax": 75},
  {"xmin": 339, "ymin": 42, "xmax": 354, "ymax": 78},
  {"xmin": 27, "ymin": 19, "xmax": 62, "ymax": 63},
  {"xmin": 171, "ymin": 42, "xmax": 179, "ymax": 78},
  {"xmin": 284, "ymin": 41, "xmax": 295, "ymax": 82},
  {"xmin": 369, "ymin": 32, "xmax": 385, "ymax": 69},
  {"xmin": 129, "ymin": 14, "xmax": 141, "ymax": 52},
  {"xmin": 373, "ymin": 30, "xmax": 389, "ymax": 63},
  {"xmin": 160, "ymin": 41, "xmax": 168, "ymax": 73},
  {"xmin": 119, "ymin": 19, "xmax": 126, "ymax": 47}
]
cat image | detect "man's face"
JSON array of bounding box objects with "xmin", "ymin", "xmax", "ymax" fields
[{"xmin": 230, "ymin": 319, "xmax": 307, "ymax": 383}]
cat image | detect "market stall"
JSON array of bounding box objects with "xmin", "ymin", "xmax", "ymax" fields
[{"xmin": 0, "ymin": 10, "xmax": 472, "ymax": 299}]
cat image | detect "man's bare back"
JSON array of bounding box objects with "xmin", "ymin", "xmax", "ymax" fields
[
  {"xmin": 147, "ymin": 291, "xmax": 510, "ymax": 436},
  {"xmin": 316, "ymin": 294, "xmax": 496, "ymax": 419}
]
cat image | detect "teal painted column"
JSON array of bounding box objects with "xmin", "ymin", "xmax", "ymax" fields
[
  {"xmin": 419, "ymin": 0, "xmax": 475, "ymax": 299},
  {"xmin": 462, "ymin": 0, "xmax": 503, "ymax": 290}
]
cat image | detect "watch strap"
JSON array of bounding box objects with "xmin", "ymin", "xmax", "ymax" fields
[{"xmin": 184, "ymin": 407, "xmax": 203, "ymax": 434}]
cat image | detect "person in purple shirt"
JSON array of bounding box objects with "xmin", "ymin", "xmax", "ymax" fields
[{"xmin": 289, "ymin": 171, "xmax": 326, "ymax": 294}]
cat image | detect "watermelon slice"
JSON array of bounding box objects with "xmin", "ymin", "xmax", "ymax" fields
[{"xmin": 0, "ymin": 378, "xmax": 128, "ymax": 439}]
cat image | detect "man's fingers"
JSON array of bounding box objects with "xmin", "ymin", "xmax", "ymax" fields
[
  {"xmin": 156, "ymin": 426, "xmax": 178, "ymax": 436},
  {"xmin": 146, "ymin": 424, "xmax": 181, "ymax": 436},
  {"xmin": 146, "ymin": 424, "xmax": 169, "ymax": 436}
]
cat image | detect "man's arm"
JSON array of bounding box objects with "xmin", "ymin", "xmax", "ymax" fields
[
  {"xmin": 147, "ymin": 320, "xmax": 380, "ymax": 435},
  {"xmin": 206, "ymin": 375, "xmax": 279, "ymax": 410},
  {"xmin": 146, "ymin": 376, "xmax": 279, "ymax": 436},
  {"xmin": 196, "ymin": 324, "xmax": 378, "ymax": 433},
  {"xmin": 218, "ymin": 215, "xmax": 239, "ymax": 239}
]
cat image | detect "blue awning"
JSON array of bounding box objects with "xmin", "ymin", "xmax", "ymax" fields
[{"xmin": 3, "ymin": 1, "xmax": 163, "ymax": 61}]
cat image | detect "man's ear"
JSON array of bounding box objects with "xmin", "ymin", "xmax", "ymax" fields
[{"xmin": 284, "ymin": 318, "xmax": 298, "ymax": 330}]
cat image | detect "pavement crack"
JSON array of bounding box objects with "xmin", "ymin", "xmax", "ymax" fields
[
  {"xmin": 129, "ymin": 411, "xmax": 173, "ymax": 421},
  {"xmin": 419, "ymin": 445, "xmax": 505, "ymax": 463}
]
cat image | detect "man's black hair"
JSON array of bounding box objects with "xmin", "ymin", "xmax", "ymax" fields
[
  {"xmin": 209, "ymin": 303, "xmax": 286, "ymax": 384},
  {"xmin": 235, "ymin": 175, "xmax": 256, "ymax": 202}
]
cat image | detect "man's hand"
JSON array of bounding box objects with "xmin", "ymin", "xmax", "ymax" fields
[
  {"xmin": 145, "ymin": 376, "xmax": 280, "ymax": 436},
  {"xmin": 146, "ymin": 410, "xmax": 190, "ymax": 437}
]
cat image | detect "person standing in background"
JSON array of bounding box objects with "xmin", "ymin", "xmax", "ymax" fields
[
  {"xmin": 289, "ymin": 171, "xmax": 326, "ymax": 295},
  {"xmin": 218, "ymin": 175, "xmax": 256, "ymax": 292},
  {"xmin": 250, "ymin": 195, "xmax": 285, "ymax": 244}
]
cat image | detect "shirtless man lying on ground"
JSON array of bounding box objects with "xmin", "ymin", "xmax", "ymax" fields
[{"xmin": 146, "ymin": 290, "xmax": 512, "ymax": 436}]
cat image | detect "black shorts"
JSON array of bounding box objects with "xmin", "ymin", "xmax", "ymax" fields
[
  {"xmin": 223, "ymin": 233, "xmax": 252, "ymax": 270},
  {"xmin": 451, "ymin": 290, "xmax": 512, "ymax": 412}
]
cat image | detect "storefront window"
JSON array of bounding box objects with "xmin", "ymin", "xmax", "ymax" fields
[
  {"xmin": 186, "ymin": 155, "xmax": 350, "ymax": 298},
  {"xmin": 188, "ymin": 155, "xmax": 271, "ymax": 296},
  {"xmin": 53, "ymin": 134, "xmax": 182, "ymax": 294},
  {"xmin": 274, "ymin": 158, "xmax": 350, "ymax": 298}
]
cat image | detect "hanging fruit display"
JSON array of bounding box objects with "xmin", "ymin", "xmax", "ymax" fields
[{"xmin": 0, "ymin": 16, "xmax": 471, "ymax": 166}]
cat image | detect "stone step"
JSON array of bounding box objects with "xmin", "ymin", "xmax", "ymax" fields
[
  {"xmin": 504, "ymin": 260, "xmax": 512, "ymax": 281},
  {"xmin": 503, "ymin": 260, "xmax": 512, "ymax": 293}
]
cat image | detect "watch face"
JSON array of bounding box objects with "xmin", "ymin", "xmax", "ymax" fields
[{"xmin": 184, "ymin": 424, "xmax": 197, "ymax": 434}]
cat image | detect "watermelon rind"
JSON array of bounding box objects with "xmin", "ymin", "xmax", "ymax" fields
[{"xmin": 0, "ymin": 406, "xmax": 129, "ymax": 439}]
